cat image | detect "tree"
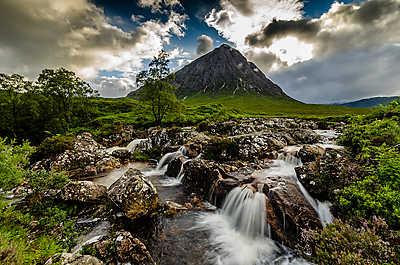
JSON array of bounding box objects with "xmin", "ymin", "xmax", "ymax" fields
[
  {"xmin": 136, "ymin": 50, "xmax": 179, "ymax": 126},
  {"xmin": 0, "ymin": 74, "xmax": 32, "ymax": 137},
  {"xmin": 37, "ymin": 68, "xmax": 98, "ymax": 132}
]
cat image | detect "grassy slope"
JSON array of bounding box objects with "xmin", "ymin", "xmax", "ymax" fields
[
  {"xmin": 83, "ymin": 95, "xmax": 369, "ymax": 137},
  {"xmin": 184, "ymin": 95, "xmax": 369, "ymax": 118}
]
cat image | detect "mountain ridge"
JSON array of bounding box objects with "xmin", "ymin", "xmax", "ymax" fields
[
  {"xmin": 128, "ymin": 44, "xmax": 289, "ymax": 99},
  {"xmin": 335, "ymin": 96, "xmax": 399, "ymax": 108}
]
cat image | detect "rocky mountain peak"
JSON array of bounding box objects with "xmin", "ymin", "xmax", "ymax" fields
[{"xmin": 173, "ymin": 44, "xmax": 287, "ymax": 97}]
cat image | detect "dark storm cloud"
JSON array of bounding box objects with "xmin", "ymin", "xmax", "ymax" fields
[
  {"xmin": 245, "ymin": 19, "xmax": 320, "ymax": 47},
  {"xmin": 353, "ymin": 0, "xmax": 400, "ymax": 24},
  {"xmin": 245, "ymin": 0, "xmax": 400, "ymax": 58},
  {"xmin": 245, "ymin": 50, "xmax": 287, "ymax": 72},
  {"xmin": 271, "ymin": 45, "xmax": 400, "ymax": 104}
]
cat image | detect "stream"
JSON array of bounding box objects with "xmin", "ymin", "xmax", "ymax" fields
[{"xmin": 89, "ymin": 129, "xmax": 339, "ymax": 265}]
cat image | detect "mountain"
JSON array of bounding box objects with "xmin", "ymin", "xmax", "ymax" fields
[
  {"xmin": 337, "ymin": 96, "xmax": 399, "ymax": 108},
  {"xmin": 128, "ymin": 44, "xmax": 288, "ymax": 98}
]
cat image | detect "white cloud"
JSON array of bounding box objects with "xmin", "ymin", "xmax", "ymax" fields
[
  {"xmin": 196, "ymin": 35, "xmax": 214, "ymax": 55},
  {"xmin": 205, "ymin": 0, "xmax": 303, "ymax": 50},
  {"xmin": 0, "ymin": 0, "xmax": 188, "ymax": 97}
]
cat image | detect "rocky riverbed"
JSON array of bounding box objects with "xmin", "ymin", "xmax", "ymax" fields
[{"xmin": 27, "ymin": 118, "xmax": 360, "ymax": 264}]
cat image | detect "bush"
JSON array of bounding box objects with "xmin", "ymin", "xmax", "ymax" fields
[
  {"xmin": 304, "ymin": 220, "xmax": 398, "ymax": 265},
  {"xmin": 0, "ymin": 198, "xmax": 77, "ymax": 264},
  {"xmin": 32, "ymin": 134, "xmax": 74, "ymax": 161},
  {"xmin": 338, "ymin": 147, "xmax": 400, "ymax": 227},
  {"xmin": 0, "ymin": 138, "xmax": 33, "ymax": 190}
]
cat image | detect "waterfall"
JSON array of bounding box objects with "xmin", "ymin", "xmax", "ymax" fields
[
  {"xmin": 221, "ymin": 187, "xmax": 267, "ymax": 238},
  {"xmin": 275, "ymin": 153, "xmax": 333, "ymax": 227},
  {"xmin": 176, "ymin": 153, "xmax": 201, "ymax": 182},
  {"xmin": 156, "ymin": 146, "xmax": 187, "ymax": 170},
  {"xmin": 105, "ymin": 138, "xmax": 147, "ymax": 154},
  {"xmin": 126, "ymin": 138, "xmax": 147, "ymax": 152},
  {"xmin": 195, "ymin": 186, "xmax": 310, "ymax": 265}
]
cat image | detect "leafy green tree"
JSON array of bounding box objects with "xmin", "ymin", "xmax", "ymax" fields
[
  {"xmin": 0, "ymin": 74, "xmax": 32, "ymax": 138},
  {"xmin": 136, "ymin": 50, "xmax": 179, "ymax": 126},
  {"xmin": 37, "ymin": 68, "xmax": 98, "ymax": 132}
]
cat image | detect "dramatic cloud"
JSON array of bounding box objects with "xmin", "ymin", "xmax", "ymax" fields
[
  {"xmin": 271, "ymin": 44, "xmax": 400, "ymax": 104},
  {"xmin": 0, "ymin": 0, "xmax": 188, "ymax": 97},
  {"xmin": 138, "ymin": 0, "xmax": 181, "ymax": 12},
  {"xmin": 205, "ymin": 0, "xmax": 303, "ymax": 49},
  {"xmin": 196, "ymin": 35, "xmax": 214, "ymax": 55},
  {"xmin": 246, "ymin": 0, "xmax": 400, "ymax": 62}
]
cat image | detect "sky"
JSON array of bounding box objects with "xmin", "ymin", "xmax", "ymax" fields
[{"xmin": 0, "ymin": 0, "xmax": 399, "ymax": 103}]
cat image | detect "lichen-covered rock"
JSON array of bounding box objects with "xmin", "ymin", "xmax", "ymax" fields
[
  {"xmin": 108, "ymin": 169, "xmax": 159, "ymax": 219},
  {"xmin": 181, "ymin": 159, "xmax": 223, "ymax": 197},
  {"xmin": 110, "ymin": 149, "xmax": 131, "ymax": 161},
  {"xmin": 84, "ymin": 231, "xmax": 155, "ymax": 265},
  {"xmin": 115, "ymin": 231, "xmax": 155, "ymax": 265},
  {"xmin": 45, "ymin": 253, "xmax": 103, "ymax": 265},
  {"xmin": 34, "ymin": 132, "xmax": 120, "ymax": 179},
  {"xmin": 60, "ymin": 181, "xmax": 107, "ymax": 203},
  {"xmin": 298, "ymin": 144, "xmax": 326, "ymax": 163},
  {"xmin": 295, "ymin": 148, "xmax": 362, "ymax": 201}
]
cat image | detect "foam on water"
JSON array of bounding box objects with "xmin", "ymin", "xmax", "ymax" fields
[{"xmin": 195, "ymin": 187, "xmax": 311, "ymax": 265}]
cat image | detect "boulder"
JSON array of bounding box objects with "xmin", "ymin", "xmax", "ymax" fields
[
  {"xmin": 35, "ymin": 132, "xmax": 121, "ymax": 179},
  {"xmin": 290, "ymin": 129, "xmax": 320, "ymax": 144},
  {"xmin": 295, "ymin": 148, "xmax": 362, "ymax": 201},
  {"xmin": 84, "ymin": 231, "xmax": 155, "ymax": 265},
  {"xmin": 115, "ymin": 231, "xmax": 155, "ymax": 265},
  {"xmin": 60, "ymin": 181, "xmax": 107, "ymax": 203},
  {"xmin": 298, "ymin": 144, "xmax": 326, "ymax": 163},
  {"xmin": 261, "ymin": 177, "xmax": 322, "ymax": 248},
  {"xmin": 108, "ymin": 169, "xmax": 159, "ymax": 220},
  {"xmin": 165, "ymin": 156, "xmax": 186, "ymax": 178},
  {"xmin": 181, "ymin": 159, "xmax": 223, "ymax": 197},
  {"xmin": 111, "ymin": 149, "xmax": 131, "ymax": 161},
  {"xmin": 45, "ymin": 253, "xmax": 103, "ymax": 265}
]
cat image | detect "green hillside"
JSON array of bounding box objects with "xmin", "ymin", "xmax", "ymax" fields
[
  {"xmin": 86, "ymin": 95, "xmax": 369, "ymax": 137},
  {"xmin": 183, "ymin": 94, "xmax": 369, "ymax": 118}
]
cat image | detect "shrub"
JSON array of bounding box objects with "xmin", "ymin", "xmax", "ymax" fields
[
  {"xmin": 32, "ymin": 134, "xmax": 74, "ymax": 161},
  {"xmin": 0, "ymin": 138, "xmax": 33, "ymax": 190},
  {"xmin": 304, "ymin": 220, "xmax": 398, "ymax": 265},
  {"xmin": 338, "ymin": 147, "xmax": 400, "ymax": 227}
]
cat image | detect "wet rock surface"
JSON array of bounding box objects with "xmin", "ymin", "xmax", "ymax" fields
[
  {"xmin": 108, "ymin": 168, "xmax": 159, "ymax": 220},
  {"xmin": 261, "ymin": 177, "xmax": 322, "ymax": 248}
]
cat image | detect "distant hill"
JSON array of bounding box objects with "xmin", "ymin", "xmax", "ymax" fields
[
  {"xmin": 337, "ymin": 96, "xmax": 399, "ymax": 108},
  {"xmin": 128, "ymin": 44, "xmax": 289, "ymax": 99}
]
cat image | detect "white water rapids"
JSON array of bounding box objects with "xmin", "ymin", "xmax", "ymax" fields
[{"xmin": 94, "ymin": 129, "xmax": 339, "ymax": 265}]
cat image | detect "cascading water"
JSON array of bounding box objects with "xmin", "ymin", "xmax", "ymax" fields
[
  {"xmin": 196, "ymin": 187, "xmax": 310, "ymax": 265},
  {"xmin": 176, "ymin": 153, "xmax": 201, "ymax": 182},
  {"xmin": 274, "ymin": 153, "xmax": 333, "ymax": 226},
  {"xmin": 157, "ymin": 146, "xmax": 187, "ymax": 170},
  {"xmin": 105, "ymin": 138, "xmax": 147, "ymax": 154},
  {"xmin": 222, "ymin": 187, "xmax": 267, "ymax": 238}
]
